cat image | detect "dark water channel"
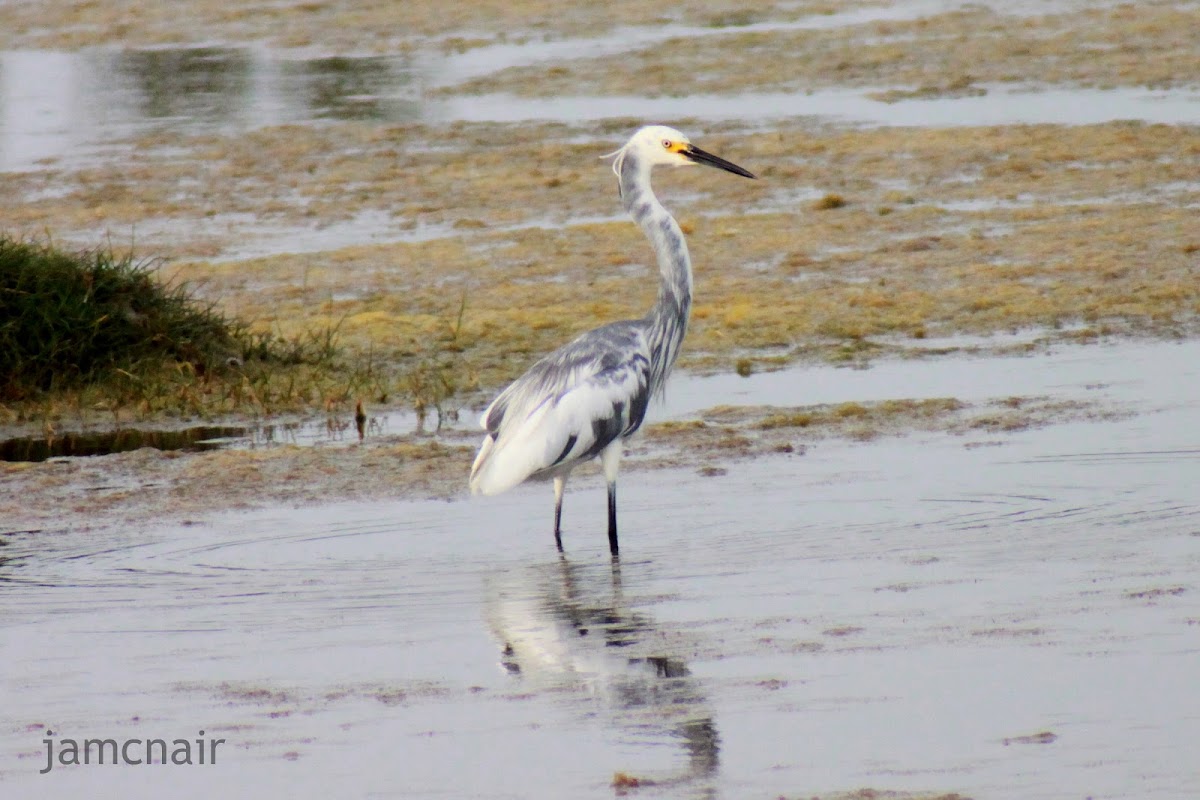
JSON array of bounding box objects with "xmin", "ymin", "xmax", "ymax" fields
[{"xmin": 0, "ymin": 425, "xmax": 246, "ymax": 462}]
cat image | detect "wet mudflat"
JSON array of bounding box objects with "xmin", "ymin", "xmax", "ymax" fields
[
  {"xmin": 2, "ymin": 1, "xmax": 1198, "ymax": 394},
  {"xmin": 3, "ymin": 338, "xmax": 1198, "ymax": 799},
  {"xmin": 2, "ymin": 0, "xmax": 1199, "ymax": 796}
]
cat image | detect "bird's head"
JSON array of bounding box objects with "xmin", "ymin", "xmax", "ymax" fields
[{"xmin": 607, "ymin": 125, "xmax": 756, "ymax": 180}]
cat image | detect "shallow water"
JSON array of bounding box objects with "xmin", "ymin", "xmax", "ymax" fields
[
  {"xmin": 2, "ymin": 338, "xmax": 1198, "ymax": 798},
  {"xmin": 661, "ymin": 336, "xmax": 1200, "ymax": 417},
  {"xmin": 429, "ymin": 85, "xmax": 1200, "ymax": 128},
  {"xmin": 0, "ymin": 47, "xmax": 420, "ymax": 171},
  {"xmin": 4, "ymin": 45, "xmax": 1199, "ymax": 172}
]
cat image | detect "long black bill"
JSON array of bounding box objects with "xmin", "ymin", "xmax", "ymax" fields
[{"xmin": 683, "ymin": 144, "xmax": 756, "ymax": 179}]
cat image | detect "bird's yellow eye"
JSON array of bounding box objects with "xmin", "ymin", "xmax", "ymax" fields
[{"xmin": 662, "ymin": 139, "xmax": 672, "ymax": 149}]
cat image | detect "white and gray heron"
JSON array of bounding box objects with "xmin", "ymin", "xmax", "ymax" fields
[{"xmin": 469, "ymin": 125, "xmax": 755, "ymax": 555}]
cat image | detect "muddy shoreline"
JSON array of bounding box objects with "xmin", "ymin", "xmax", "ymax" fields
[
  {"xmin": 2, "ymin": 1, "xmax": 1199, "ymax": 798},
  {"xmin": 0, "ymin": 385, "xmax": 1121, "ymax": 534}
]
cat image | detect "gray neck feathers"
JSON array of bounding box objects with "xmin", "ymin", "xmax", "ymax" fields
[{"xmin": 617, "ymin": 151, "xmax": 693, "ymax": 394}]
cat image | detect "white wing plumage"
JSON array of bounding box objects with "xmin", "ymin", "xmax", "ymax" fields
[{"xmin": 470, "ymin": 321, "xmax": 651, "ymax": 496}]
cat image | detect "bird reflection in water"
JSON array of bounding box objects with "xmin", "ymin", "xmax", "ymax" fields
[{"xmin": 486, "ymin": 556, "xmax": 719, "ymax": 786}]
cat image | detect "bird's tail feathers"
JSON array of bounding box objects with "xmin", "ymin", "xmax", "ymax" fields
[
  {"xmin": 468, "ymin": 435, "xmax": 496, "ymax": 495},
  {"xmin": 469, "ymin": 438, "xmax": 542, "ymax": 496},
  {"xmin": 469, "ymin": 404, "xmax": 558, "ymax": 496}
]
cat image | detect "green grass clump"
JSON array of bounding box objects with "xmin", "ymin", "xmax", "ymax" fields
[
  {"xmin": 0, "ymin": 238, "xmax": 243, "ymax": 400},
  {"xmin": 0, "ymin": 237, "xmax": 358, "ymax": 419}
]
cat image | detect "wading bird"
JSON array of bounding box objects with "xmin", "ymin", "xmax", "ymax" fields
[{"xmin": 469, "ymin": 125, "xmax": 755, "ymax": 555}]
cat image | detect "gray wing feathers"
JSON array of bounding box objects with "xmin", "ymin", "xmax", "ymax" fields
[{"xmin": 470, "ymin": 322, "xmax": 652, "ymax": 495}]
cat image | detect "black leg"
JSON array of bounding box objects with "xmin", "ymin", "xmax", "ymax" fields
[
  {"xmin": 554, "ymin": 494, "xmax": 564, "ymax": 552},
  {"xmin": 553, "ymin": 476, "xmax": 566, "ymax": 552},
  {"xmin": 607, "ymin": 481, "xmax": 619, "ymax": 556}
]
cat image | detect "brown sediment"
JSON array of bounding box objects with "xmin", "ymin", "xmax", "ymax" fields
[
  {"xmin": 444, "ymin": 4, "xmax": 1200, "ymax": 97},
  {"xmin": 1001, "ymin": 731, "xmax": 1058, "ymax": 746},
  {"xmin": 0, "ymin": 433, "xmax": 477, "ymax": 531},
  {"xmin": 5, "ymin": 120, "xmax": 1197, "ymax": 414},
  {"xmin": 0, "ymin": 0, "xmax": 877, "ymax": 50},
  {"xmin": 779, "ymin": 792, "xmax": 972, "ymax": 800},
  {"xmin": 638, "ymin": 395, "xmax": 1121, "ymax": 464}
]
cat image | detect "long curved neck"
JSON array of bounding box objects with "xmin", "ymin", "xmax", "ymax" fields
[{"xmin": 618, "ymin": 152, "xmax": 692, "ymax": 393}]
